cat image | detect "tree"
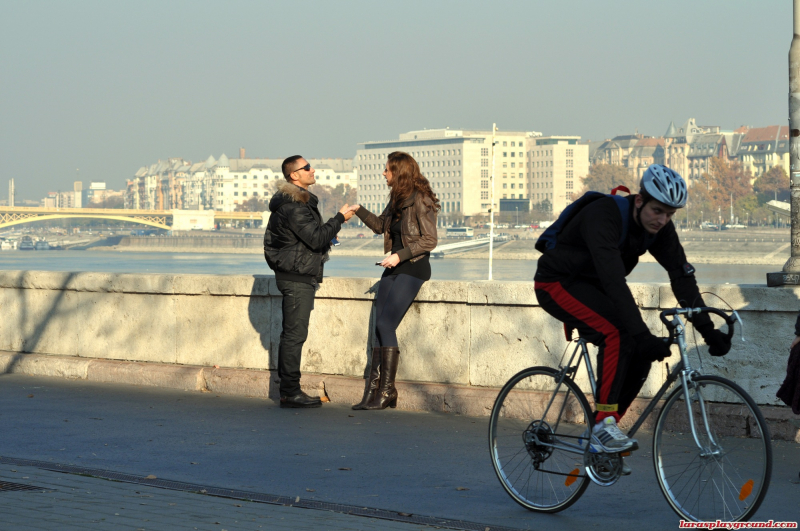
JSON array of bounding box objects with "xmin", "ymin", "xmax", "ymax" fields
[
  {"xmin": 313, "ymin": 184, "xmax": 356, "ymax": 218},
  {"xmin": 86, "ymin": 196, "xmax": 124, "ymax": 209},
  {"xmin": 697, "ymin": 158, "xmax": 753, "ymax": 224},
  {"xmin": 236, "ymin": 196, "xmax": 267, "ymax": 212},
  {"xmin": 577, "ymin": 164, "xmax": 638, "ymax": 198},
  {"xmin": 753, "ymin": 165, "xmax": 789, "ymax": 202}
]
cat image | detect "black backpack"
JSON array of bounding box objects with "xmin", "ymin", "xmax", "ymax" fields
[{"xmin": 535, "ymin": 187, "xmax": 631, "ymax": 253}]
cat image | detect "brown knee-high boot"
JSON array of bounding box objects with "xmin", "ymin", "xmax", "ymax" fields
[
  {"xmin": 365, "ymin": 347, "xmax": 399, "ymax": 410},
  {"xmin": 352, "ymin": 347, "xmax": 381, "ymax": 410}
]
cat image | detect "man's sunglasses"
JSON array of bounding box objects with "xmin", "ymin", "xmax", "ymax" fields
[{"xmin": 294, "ymin": 163, "xmax": 311, "ymax": 173}]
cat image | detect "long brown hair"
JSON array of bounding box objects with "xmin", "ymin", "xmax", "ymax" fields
[{"xmin": 386, "ymin": 151, "xmax": 440, "ymax": 217}]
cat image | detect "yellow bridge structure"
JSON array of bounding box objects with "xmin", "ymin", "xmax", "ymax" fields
[{"xmin": 0, "ymin": 207, "xmax": 267, "ymax": 231}]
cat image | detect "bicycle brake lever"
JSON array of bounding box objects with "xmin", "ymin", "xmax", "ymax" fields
[{"xmin": 731, "ymin": 310, "xmax": 745, "ymax": 342}]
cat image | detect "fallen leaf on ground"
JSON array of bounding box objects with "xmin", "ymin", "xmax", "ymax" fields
[
  {"xmin": 213, "ymin": 365, "xmax": 220, "ymax": 369},
  {"xmin": 144, "ymin": 475, "xmax": 157, "ymax": 480},
  {"xmin": 338, "ymin": 467, "xmax": 351, "ymax": 471},
  {"xmin": 306, "ymin": 488, "xmax": 315, "ymax": 492},
  {"xmin": 456, "ymin": 487, "xmax": 470, "ymax": 491},
  {"xmin": 27, "ymin": 395, "xmax": 34, "ymax": 398}
]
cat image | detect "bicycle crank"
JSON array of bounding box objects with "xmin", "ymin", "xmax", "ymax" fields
[{"xmin": 584, "ymin": 450, "xmax": 623, "ymax": 486}]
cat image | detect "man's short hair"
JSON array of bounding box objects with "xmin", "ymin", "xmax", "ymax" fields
[{"xmin": 282, "ymin": 155, "xmax": 304, "ymax": 181}]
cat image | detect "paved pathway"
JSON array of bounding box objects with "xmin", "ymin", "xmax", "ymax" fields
[
  {"xmin": 0, "ymin": 374, "xmax": 798, "ymax": 530},
  {"xmin": 0, "ymin": 464, "xmax": 436, "ymax": 531}
]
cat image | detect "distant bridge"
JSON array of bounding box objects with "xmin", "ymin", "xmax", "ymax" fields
[{"xmin": 0, "ymin": 207, "xmax": 267, "ymax": 230}]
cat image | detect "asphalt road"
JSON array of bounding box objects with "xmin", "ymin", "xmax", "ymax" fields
[{"xmin": 1, "ymin": 374, "xmax": 798, "ymax": 530}]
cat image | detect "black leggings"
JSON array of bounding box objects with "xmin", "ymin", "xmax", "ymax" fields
[{"xmin": 374, "ymin": 274, "xmax": 425, "ymax": 347}]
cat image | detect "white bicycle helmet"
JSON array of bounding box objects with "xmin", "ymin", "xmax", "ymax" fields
[{"xmin": 640, "ymin": 164, "xmax": 687, "ymax": 208}]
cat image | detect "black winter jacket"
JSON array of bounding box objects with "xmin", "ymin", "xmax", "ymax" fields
[
  {"xmin": 263, "ymin": 182, "xmax": 344, "ymax": 284},
  {"xmin": 535, "ymin": 195, "xmax": 712, "ymax": 336}
]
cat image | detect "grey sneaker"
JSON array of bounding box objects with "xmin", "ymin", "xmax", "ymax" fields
[{"xmin": 589, "ymin": 417, "xmax": 636, "ymax": 453}]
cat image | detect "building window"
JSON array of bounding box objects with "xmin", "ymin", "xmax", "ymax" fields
[
  {"xmin": 481, "ymin": 180, "xmax": 488, "ymax": 189},
  {"xmin": 511, "ymin": 152, "xmax": 515, "ymax": 157},
  {"xmin": 481, "ymin": 191, "xmax": 488, "ymax": 199},
  {"xmin": 566, "ymin": 149, "xmax": 573, "ymax": 157},
  {"xmin": 511, "ymin": 163, "xmax": 515, "ymax": 168},
  {"xmin": 566, "ymin": 170, "xmax": 573, "ymax": 178},
  {"xmin": 511, "ymin": 141, "xmax": 516, "ymax": 147},
  {"xmin": 503, "ymin": 183, "xmax": 507, "ymax": 189},
  {"xmin": 503, "ymin": 152, "xmax": 507, "ymax": 157},
  {"xmin": 481, "ymin": 148, "xmax": 489, "ymax": 156},
  {"xmin": 567, "ymin": 159, "xmax": 573, "ymax": 167},
  {"xmin": 511, "ymin": 183, "xmax": 515, "ymax": 189},
  {"xmin": 503, "ymin": 142, "xmax": 507, "ymax": 147},
  {"xmin": 481, "ymin": 169, "xmax": 488, "ymax": 178},
  {"xmin": 566, "ymin": 181, "xmax": 573, "ymax": 190},
  {"xmin": 234, "ymin": 192, "xmax": 239, "ymax": 196}
]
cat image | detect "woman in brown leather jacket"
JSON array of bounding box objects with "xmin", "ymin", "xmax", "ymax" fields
[{"xmin": 351, "ymin": 151, "xmax": 440, "ymax": 410}]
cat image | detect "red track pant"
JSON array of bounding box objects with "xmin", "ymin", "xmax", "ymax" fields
[{"xmin": 535, "ymin": 280, "xmax": 651, "ymax": 423}]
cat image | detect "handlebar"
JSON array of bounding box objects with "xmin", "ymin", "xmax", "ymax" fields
[{"xmin": 659, "ymin": 307, "xmax": 738, "ymax": 345}]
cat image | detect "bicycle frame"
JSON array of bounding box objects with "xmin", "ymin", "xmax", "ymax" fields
[{"xmin": 536, "ymin": 309, "xmax": 726, "ymax": 455}]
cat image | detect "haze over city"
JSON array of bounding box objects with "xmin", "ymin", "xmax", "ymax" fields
[{"xmin": 0, "ymin": 0, "xmax": 792, "ymax": 200}]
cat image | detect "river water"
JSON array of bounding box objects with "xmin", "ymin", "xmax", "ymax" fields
[{"xmin": 0, "ymin": 250, "xmax": 777, "ymax": 285}]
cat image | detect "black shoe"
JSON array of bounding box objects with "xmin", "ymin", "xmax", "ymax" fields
[{"xmin": 280, "ymin": 391, "xmax": 322, "ymax": 409}]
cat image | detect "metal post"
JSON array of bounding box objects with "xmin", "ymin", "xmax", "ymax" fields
[
  {"xmin": 489, "ymin": 124, "xmax": 497, "ymax": 280},
  {"xmin": 768, "ymin": 0, "xmax": 800, "ymax": 285}
]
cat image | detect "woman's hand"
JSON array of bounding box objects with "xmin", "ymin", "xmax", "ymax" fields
[
  {"xmin": 379, "ymin": 253, "xmax": 400, "ymax": 268},
  {"xmin": 791, "ymin": 335, "xmax": 800, "ymax": 350}
]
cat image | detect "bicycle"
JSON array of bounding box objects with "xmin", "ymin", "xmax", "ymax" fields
[{"xmin": 488, "ymin": 307, "xmax": 772, "ymax": 522}]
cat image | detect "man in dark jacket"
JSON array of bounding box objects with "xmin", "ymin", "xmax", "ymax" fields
[
  {"xmin": 534, "ymin": 165, "xmax": 731, "ymax": 457},
  {"xmin": 264, "ymin": 155, "xmax": 356, "ymax": 408}
]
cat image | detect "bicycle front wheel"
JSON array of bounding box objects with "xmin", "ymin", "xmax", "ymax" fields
[
  {"xmin": 489, "ymin": 366, "xmax": 592, "ymax": 512},
  {"xmin": 654, "ymin": 375, "xmax": 772, "ymax": 522}
]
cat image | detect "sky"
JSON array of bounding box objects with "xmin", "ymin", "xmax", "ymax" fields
[{"xmin": 0, "ymin": 0, "xmax": 793, "ymax": 201}]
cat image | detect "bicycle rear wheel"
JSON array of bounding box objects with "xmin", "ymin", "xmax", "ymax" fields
[
  {"xmin": 489, "ymin": 366, "xmax": 592, "ymax": 512},
  {"xmin": 653, "ymin": 375, "xmax": 772, "ymax": 522}
]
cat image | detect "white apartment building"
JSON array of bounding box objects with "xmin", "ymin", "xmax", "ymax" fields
[
  {"xmin": 355, "ymin": 129, "xmax": 542, "ymax": 221},
  {"xmin": 129, "ymin": 155, "xmax": 355, "ymax": 212},
  {"xmin": 527, "ymin": 136, "xmax": 589, "ymax": 216}
]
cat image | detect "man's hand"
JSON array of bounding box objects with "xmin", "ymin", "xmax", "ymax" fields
[
  {"xmin": 697, "ymin": 324, "xmax": 731, "ymax": 357},
  {"xmin": 379, "ymin": 253, "xmax": 400, "ymax": 268},
  {"xmin": 634, "ymin": 332, "xmax": 672, "ymax": 362},
  {"xmin": 339, "ymin": 203, "xmax": 355, "ymax": 222}
]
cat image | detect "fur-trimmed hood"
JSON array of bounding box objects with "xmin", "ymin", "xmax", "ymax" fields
[{"xmin": 269, "ymin": 181, "xmax": 317, "ymax": 212}]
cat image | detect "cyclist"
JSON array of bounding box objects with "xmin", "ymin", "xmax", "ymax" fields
[{"xmin": 534, "ymin": 164, "xmax": 731, "ymax": 455}]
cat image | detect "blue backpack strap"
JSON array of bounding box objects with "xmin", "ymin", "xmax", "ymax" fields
[{"xmin": 609, "ymin": 194, "xmax": 630, "ymax": 247}]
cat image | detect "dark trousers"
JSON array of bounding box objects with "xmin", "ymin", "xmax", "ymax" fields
[
  {"xmin": 535, "ymin": 279, "xmax": 651, "ymax": 423},
  {"xmin": 276, "ymin": 280, "xmax": 316, "ymax": 397},
  {"xmin": 374, "ymin": 274, "xmax": 425, "ymax": 347}
]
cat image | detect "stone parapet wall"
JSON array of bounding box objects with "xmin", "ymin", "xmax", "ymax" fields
[{"xmin": 0, "ymin": 270, "xmax": 797, "ymax": 410}]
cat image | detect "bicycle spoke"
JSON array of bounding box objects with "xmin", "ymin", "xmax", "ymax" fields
[
  {"xmin": 653, "ymin": 377, "xmax": 772, "ymax": 522},
  {"xmin": 489, "ymin": 367, "xmax": 592, "ymax": 512}
]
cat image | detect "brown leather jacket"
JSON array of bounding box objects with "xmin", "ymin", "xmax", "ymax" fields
[{"xmin": 356, "ymin": 192, "xmax": 438, "ymax": 263}]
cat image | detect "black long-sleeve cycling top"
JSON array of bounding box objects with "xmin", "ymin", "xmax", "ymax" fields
[{"xmin": 534, "ymin": 195, "xmax": 711, "ymax": 336}]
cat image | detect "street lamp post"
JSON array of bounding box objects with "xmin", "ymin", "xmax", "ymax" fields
[
  {"xmin": 489, "ymin": 124, "xmax": 497, "ymax": 281},
  {"xmin": 769, "ymin": 0, "xmax": 800, "ymax": 285}
]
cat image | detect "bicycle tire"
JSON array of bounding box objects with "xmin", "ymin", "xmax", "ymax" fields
[
  {"xmin": 653, "ymin": 375, "xmax": 772, "ymax": 522},
  {"xmin": 489, "ymin": 366, "xmax": 592, "ymax": 512}
]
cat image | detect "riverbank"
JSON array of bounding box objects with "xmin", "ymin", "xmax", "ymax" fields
[{"xmin": 92, "ymin": 228, "xmax": 792, "ymax": 265}]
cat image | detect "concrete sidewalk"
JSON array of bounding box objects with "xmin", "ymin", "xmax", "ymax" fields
[{"xmin": 0, "ymin": 374, "xmax": 798, "ymax": 530}]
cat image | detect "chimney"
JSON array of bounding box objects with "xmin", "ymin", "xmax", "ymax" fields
[{"xmin": 239, "ymin": 147, "xmax": 246, "ymax": 159}]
